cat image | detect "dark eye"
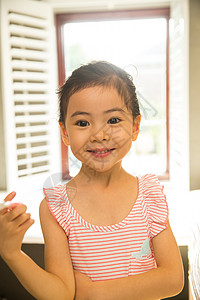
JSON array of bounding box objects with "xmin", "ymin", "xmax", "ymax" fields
[
  {"xmin": 108, "ymin": 117, "xmax": 121, "ymax": 124},
  {"xmin": 75, "ymin": 120, "xmax": 89, "ymax": 127}
]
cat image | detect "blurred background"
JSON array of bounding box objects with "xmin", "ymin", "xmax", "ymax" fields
[{"xmin": 0, "ymin": 0, "xmax": 200, "ymax": 299}]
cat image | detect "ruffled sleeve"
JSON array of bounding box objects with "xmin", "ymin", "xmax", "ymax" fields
[
  {"xmin": 142, "ymin": 174, "xmax": 169, "ymax": 238},
  {"xmin": 43, "ymin": 185, "xmax": 71, "ymax": 236}
]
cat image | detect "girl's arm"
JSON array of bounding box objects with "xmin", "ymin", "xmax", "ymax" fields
[
  {"xmin": 0, "ymin": 196, "xmax": 75, "ymax": 300},
  {"xmin": 75, "ymin": 221, "xmax": 184, "ymax": 300}
]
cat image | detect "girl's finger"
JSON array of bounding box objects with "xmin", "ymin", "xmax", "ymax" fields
[
  {"xmin": 0, "ymin": 192, "xmax": 17, "ymax": 213},
  {"xmin": 0, "ymin": 202, "xmax": 21, "ymax": 215},
  {"xmin": 0, "ymin": 206, "xmax": 9, "ymax": 215},
  {"xmin": 13, "ymin": 213, "xmax": 32, "ymax": 228},
  {"xmin": 6, "ymin": 204, "xmax": 27, "ymax": 222},
  {"xmin": 18, "ymin": 218, "xmax": 35, "ymax": 233},
  {"xmin": 4, "ymin": 191, "xmax": 16, "ymax": 202},
  {"xmin": 0, "ymin": 201, "xmax": 12, "ymax": 211}
]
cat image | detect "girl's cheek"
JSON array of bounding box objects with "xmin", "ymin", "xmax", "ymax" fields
[{"xmin": 75, "ymin": 131, "xmax": 90, "ymax": 143}]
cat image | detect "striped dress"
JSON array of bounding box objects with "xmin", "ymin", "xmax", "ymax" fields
[{"xmin": 43, "ymin": 174, "xmax": 169, "ymax": 281}]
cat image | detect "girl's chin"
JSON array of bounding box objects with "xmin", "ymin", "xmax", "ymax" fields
[
  {"xmin": 83, "ymin": 165, "xmax": 111, "ymax": 173},
  {"xmin": 81, "ymin": 161, "xmax": 121, "ymax": 173}
]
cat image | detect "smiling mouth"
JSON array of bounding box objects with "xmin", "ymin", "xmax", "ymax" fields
[{"xmin": 87, "ymin": 148, "xmax": 115, "ymax": 154}]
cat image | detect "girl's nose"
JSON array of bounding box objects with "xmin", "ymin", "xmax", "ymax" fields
[{"xmin": 89, "ymin": 127, "xmax": 110, "ymax": 143}]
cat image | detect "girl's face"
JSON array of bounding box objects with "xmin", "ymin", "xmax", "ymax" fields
[{"xmin": 61, "ymin": 86, "xmax": 140, "ymax": 173}]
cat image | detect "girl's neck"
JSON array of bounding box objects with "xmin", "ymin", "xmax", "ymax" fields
[{"xmin": 76, "ymin": 162, "xmax": 128, "ymax": 190}]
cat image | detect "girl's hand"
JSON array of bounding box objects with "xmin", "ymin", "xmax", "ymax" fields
[
  {"xmin": 0, "ymin": 192, "xmax": 34, "ymax": 261},
  {"xmin": 0, "ymin": 191, "xmax": 16, "ymax": 210},
  {"xmin": 74, "ymin": 270, "xmax": 93, "ymax": 300}
]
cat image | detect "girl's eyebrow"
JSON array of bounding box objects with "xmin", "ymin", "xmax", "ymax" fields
[{"xmin": 70, "ymin": 107, "xmax": 126, "ymax": 118}]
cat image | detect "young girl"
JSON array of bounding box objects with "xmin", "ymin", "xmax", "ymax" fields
[{"xmin": 0, "ymin": 61, "xmax": 184, "ymax": 300}]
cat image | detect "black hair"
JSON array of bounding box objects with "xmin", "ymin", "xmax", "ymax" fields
[{"xmin": 58, "ymin": 61, "xmax": 140, "ymax": 124}]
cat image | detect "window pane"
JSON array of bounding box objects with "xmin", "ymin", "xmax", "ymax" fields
[{"xmin": 63, "ymin": 18, "xmax": 167, "ymax": 177}]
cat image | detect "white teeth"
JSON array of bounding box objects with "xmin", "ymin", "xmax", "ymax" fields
[
  {"xmin": 88, "ymin": 148, "xmax": 115, "ymax": 154},
  {"xmin": 95, "ymin": 150, "xmax": 109, "ymax": 153},
  {"xmin": 92, "ymin": 150, "xmax": 111, "ymax": 153}
]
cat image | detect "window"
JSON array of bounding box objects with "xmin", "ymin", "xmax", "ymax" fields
[{"xmin": 56, "ymin": 8, "xmax": 169, "ymax": 180}]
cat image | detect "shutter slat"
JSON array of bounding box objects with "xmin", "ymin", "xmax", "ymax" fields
[
  {"xmin": 15, "ymin": 125, "xmax": 49, "ymax": 134},
  {"xmin": 9, "ymin": 24, "xmax": 47, "ymax": 39},
  {"xmin": 17, "ymin": 135, "xmax": 49, "ymax": 144},
  {"xmin": 13, "ymin": 82, "xmax": 49, "ymax": 92},
  {"xmin": 10, "ymin": 36, "xmax": 48, "ymax": 50},
  {"xmin": 12, "ymin": 60, "xmax": 48, "ymax": 71},
  {"xmin": 15, "ymin": 104, "xmax": 48, "ymax": 112},
  {"xmin": 11, "ymin": 48, "xmax": 48, "ymax": 61},
  {"xmin": 17, "ymin": 155, "xmax": 51, "ymax": 166},
  {"xmin": 18, "ymin": 165, "xmax": 50, "ymax": 177},
  {"xmin": 13, "ymin": 71, "xmax": 48, "ymax": 81},
  {"xmin": 9, "ymin": 12, "xmax": 47, "ymax": 28},
  {"xmin": 17, "ymin": 145, "xmax": 50, "ymax": 155},
  {"xmin": 15, "ymin": 115, "xmax": 49, "ymax": 123},
  {"xmin": 14, "ymin": 94, "xmax": 49, "ymax": 102}
]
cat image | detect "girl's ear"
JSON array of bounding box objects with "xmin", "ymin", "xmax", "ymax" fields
[
  {"xmin": 59, "ymin": 122, "xmax": 70, "ymax": 146},
  {"xmin": 132, "ymin": 115, "xmax": 141, "ymax": 141}
]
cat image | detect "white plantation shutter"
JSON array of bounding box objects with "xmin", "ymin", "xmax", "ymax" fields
[
  {"xmin": 1, "ymin": 0, "xmax": 61, "ymax": 191},
  {"xmin": 169, "ymin": 0, "xmax": 189, "ymax": 191}
]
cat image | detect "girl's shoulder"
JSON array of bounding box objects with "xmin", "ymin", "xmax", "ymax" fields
[
  {"xmin": 138, "ymin": 174, "xmax": 169, "ymax": 237},
  {"xmin": 43, "ymin": 183, "xmax": 68, "ymax": 206},
  {"xmin": 139, "ymin": 173, "xmax": 165, "ymax": 195},
  {"xmin": 43, "ymin": 183, "xmax": 66, "ymax": 195},
  {"xmin": 138, "ymin": 173, "xmax": 167, "ymax": 205},
  {"xmin": 43, "ymin": 183, "xmax": 71, "ymax": 235}
]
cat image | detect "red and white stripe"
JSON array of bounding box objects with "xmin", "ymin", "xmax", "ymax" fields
[{"xmin": 43, "ymin": 174, "xmax": 169, "ymax": 281}]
